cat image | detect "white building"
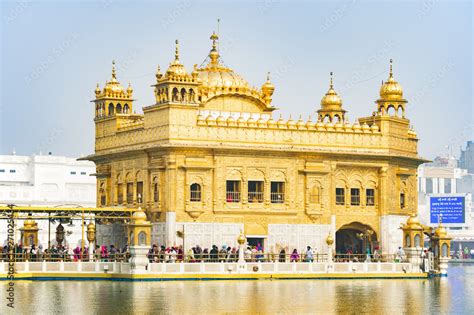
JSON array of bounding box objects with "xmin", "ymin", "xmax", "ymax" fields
[
  {"xmin": 418, "ymin": 159, "xmax": 474, "ymax": 250},
  {"xmin": 0, "ymin": 153, "xmax": 96, "ymax": 248}
]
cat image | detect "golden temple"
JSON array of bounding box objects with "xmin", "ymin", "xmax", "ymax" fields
[{"xmin": 84, "ymin": 31, "xmax": 425, "ymax": 255}]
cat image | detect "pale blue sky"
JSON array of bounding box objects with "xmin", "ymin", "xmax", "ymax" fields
[{"xmin": 1, "ymin": 0, "xmax": 472, "ymax": 159}]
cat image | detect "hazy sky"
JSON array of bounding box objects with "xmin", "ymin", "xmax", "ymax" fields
[{"xmin": 1, "ymin": 0, "xmax": 472, "ymax": 160}]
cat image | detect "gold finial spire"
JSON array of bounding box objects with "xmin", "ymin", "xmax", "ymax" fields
[
  {"xmin": 209, "ymin": 31, "xmax": 220, "ymax": 65},
  {"xmin": 266, "ymin": 71, "xmax": 270, "ymax": 81},
  {"xmin": 329, "ymin": 71, "xmax": 334, "ymax": 89},
  {"xmin": 111, "ymin": 60, "xmax": 117, "ymax": 81},
  {"xmin": 175, "ymin": 40, "xmax": 180, "ymax": 61},
  {"xmin": 389, "ymin": 58, "xmax": 393, "ymax": 78}
]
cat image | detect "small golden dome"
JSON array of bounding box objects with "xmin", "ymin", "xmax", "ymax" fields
[
  {"xmin": 226, "ymin": 115, "xmax": 236, "ymax": 126},
  {"xmin": 277, "ymin": 115, "xmax": 287, "ymax": 128},
  {"xmin": 237, "ymin": 114, "xmax": 247, "ymax": 126},
  {"xmin": 261, "ymin": 72, "xmax": 275, "ymax": 97},
  {"xmin": 206, "ymin": 113, "xmax": 216, "ymax": 124},
  {"xmin": 306, "ymin": 116, "xmax": 316, "ymax": 130},
  {"xmin": 434, "ymin": 226, "xmax": 447, "ymax": 237},
  {"xmin": 103, "ymin": 61, "xmax": 126, "ymax": 95},
  {"xmin": 321, "ymin": 72, "xmax": 342, "ymax": 108},
  {"xmin": 247, "ymin": 115, "xmax": 257, "ymax": 127},
  {"xmin": 370, "ymin": 124, "xmax": 379, "ymax": 132},
  {"xmin": 379, "ymin": 59, "xmax": 403, "ymax": 100},
  {"xmin": 405, "ymin": 214, "xmax": 423, "ymax": 229},
  {"xmin": 335, "ymin": 121, "xmax": 344, "ymax": 131},
  {"xmin": 267, "ymin": 116, "xmax": 277, "ymax": 129},
  {"xmin": 95, "ymin": 83, "xmax": 100, "ymax": 96},
  {"xmin": 166, "ymin": 40, "xmax": 188, "ymax": 77},
  {"xmin": 344, "ymin": 121, "xmax": 353, "ymax": 131},
  {"xmin": 316, "ymin": 120, "xmax": 325, "ymax": 130},
  {"xmin": 24, "ymin": 217, "xmax": 36, "ymax": 229},
  {"xmin": 362, "ymin": 122, "xmax": 371, "ymax": 132},
  {"xmin": 216, "ymin": 113, "xmax": 226, "ymax": 124},
  {"xmin": 132, "ymin": 208, "xmax": 147, "ymax": 223},
  {"xmin": 257, "ymin": 115, "xmax": 267, "ymax": 128},
  {"xmin": 287, "ymin": 115, "xmax": 296, "ymax": 129},
  {"xmin": 296, "ymin": 115, "xmax": 306, "ymax": 129}
]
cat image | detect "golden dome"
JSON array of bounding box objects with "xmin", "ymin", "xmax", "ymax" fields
[
  {"xmin": 132, "ymin": 207, "xmax": 148, "ymax": 224},
  {"xmin": 405, "ymin": 214, "xmax": 423, "ymax": 229},
  {"xmin": 287, "ymin": 115, "xmax": 296, "ymax": 129},
  {"xmin": 362, "ymin": 122, "xmax": 371, "ymax": 132},
  {"xmin": 226, "ymin": 115, "xmax": 236, "ymax": 126},
  {"xmin": 216, "ymin": 113, "xmax": 226, "ymax": 124},
  {"xmin": 261, "ymin": 72, "xmax": 275, "ymax": 97},
  {"xmin": 379, "ymin": 59, "xmax": 403, "ymax": 100},
  {"xmin": 166, "ymin": 40, "xmax": 188, "ymax": 77},
  {"xmin": 206, "ymin": 113, "xmax": 216, "ymax": 125},
  {"xmin": 197, "ymin": 32, "xmax": 249, "ymax": 90},
  {"xmin": 277, "ymin": 115, "xmax": 287, "ymax": 128},
  {"xmin": 371, "ymin": 124, "xmax": 379, "ymax": 132},
  {"xmin": 321, "ymin": 72, "xmax": 342, "ymax": 108},
  {"xmin": 267, "ymin": 116, "xmax": 277, "ymax": 129},
  {"xmin": 434, "ymin": 225, "xmax": 447, "ymax": 237},
  {"xmin": 103, "ymin": 61, "xmax": 125, "ymax": 94},
  {"xmin": 306, "ymin": 116, "xmax": 316, "ymax": 130},
  {"xmin": 257, "ymin": 115, "xmax": 267, "ymax": 128},
  {"xmin": 24, "ymin": 217, "xmax": 37, "ymax": 229},
  {"xmin": 296, "ymin": 115, "xmax": 306, "ymax": 129},
  {"xmin": 237, "ymin": 114, "xmax": 247, "ymax": 126}
]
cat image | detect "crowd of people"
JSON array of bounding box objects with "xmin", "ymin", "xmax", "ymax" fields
[
  {"xmin": 0, "ymin": 243, "xmax": 130, "ymax": 262},
  {"xmin": 0, "ymin": 242, "xmax": 436, "ymax": 264}
]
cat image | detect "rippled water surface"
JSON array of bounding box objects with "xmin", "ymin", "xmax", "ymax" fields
[{"xmin": 2, "ymin": 265, "xmax": 473, "ymax": 314}]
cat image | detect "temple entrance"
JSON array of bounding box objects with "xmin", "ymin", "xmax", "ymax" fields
[
  {"xmin": 247, "ymin": 237, "xmax": 265, "ymax": 250},
  {"xmin": 336, "ymin": 222, "xmax": 377, "ymax": 255}
]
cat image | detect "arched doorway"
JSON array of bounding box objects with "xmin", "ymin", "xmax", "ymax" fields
[{"xmin": 336, "ymin": 222, "xmax": 377, "ymax": 255}]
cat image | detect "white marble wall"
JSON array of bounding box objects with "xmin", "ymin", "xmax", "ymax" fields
[
  {"xmin": 267, "ymin": 224, "xmax": 331, "ymax": 254},
  {"xmin": 380, "ymin": 215, "xmax": 408, "ymax": 255}
]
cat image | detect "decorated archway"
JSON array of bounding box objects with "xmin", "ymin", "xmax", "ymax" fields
[{"xmin": 336, "ymin": 222, "xmax": 378, "ymax": 255}]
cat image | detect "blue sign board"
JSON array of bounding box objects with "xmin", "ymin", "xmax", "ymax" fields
[{"xmin": 430, "ymin": 196, "xmax": 465, "ymax": 224}]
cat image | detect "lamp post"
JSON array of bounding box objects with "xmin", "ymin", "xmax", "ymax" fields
[
  {"xmin": 326, "ymin": 233, "xmax": 334, "ymax": 263},
  {"xmin": 87, "ymin": 221, "xmax": 96, "ymax": 261},
  {"xmin": 237, "ymin": 231, "xmax": 246, "ymax": 272},
  {"xmin": 56, "ymin": 223, "xmax": 65, "ymax": 247},
  {"xmin": 356, "ymin": 228, "xmax": 374, "ymax": 258}
]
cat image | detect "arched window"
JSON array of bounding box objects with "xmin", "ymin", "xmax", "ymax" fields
[
  {"xmin": 397, "ymin": 106, "xmax": 403, "ymax": 117},
  {"xmin": 387, "ymin": 105, "xmax": 396, "ymax": 116},
  {"xmin": 414, "ymin": 234, "xmax": 421, "ymax": 247},
  {"xmin": 441, "ymin": 243, "xmax": 448, "ymax": 257},
  {"xmin": 172, "ymin": 88, "xmax": 179, "ymax": 102},
  {"xmin": 189, "ymin": 89, "xmax": 195, "ymax": 102},
  {"xmin": 180, "ymin": 88, "xmax": 187, "ymax": 102},
  {"xmin": 405, "ymin": 234, "xmax": 411, "ymax": 247},
  {"xmin": 100, "ymin": 182, "xmax": 106, "ymax": 206},
  {"xmin": 190, "ymin": 183, "xmax": 201, "ymax": 202},
  {"xmin": 123, "ymin": 104, "xmax": 129, "ymax": 114},
  {"xmin": 138, "ymin": 231, "xmax": 147, "ymax": 246},
  {"xmin": 116, "ymin": 103, "xmax": 122, "ymax": 114},
  {"xmin": 310, "ymin": 185, "xmax": 320, "ymax": 204},
  {"xmin": 334, "ymin": 114, "xmax": 341, "ymax": 123},
  {"xmin": 108, "ymin": 103, "xmax": 114, "ymax": 116}
]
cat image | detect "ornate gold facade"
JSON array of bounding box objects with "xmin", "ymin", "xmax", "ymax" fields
[{"xmin": 84, "ymin": 32, "xmax": 425, "ymax": 254}]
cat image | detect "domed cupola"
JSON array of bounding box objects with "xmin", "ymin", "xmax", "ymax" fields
[
  {"xmin": 376, "ymin": 59, "xmax": 407, "ymax": 118},
  {"xmin": 317, "ymin": 72, "xmax": 346, "ymax": 123},
  {"xmin": 165, "ymin": 40, "xmax": 188, "ymax": 78},
  {"xmin": 195, "ymin": 31, "xmax": 275, "ymax": 112}
]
